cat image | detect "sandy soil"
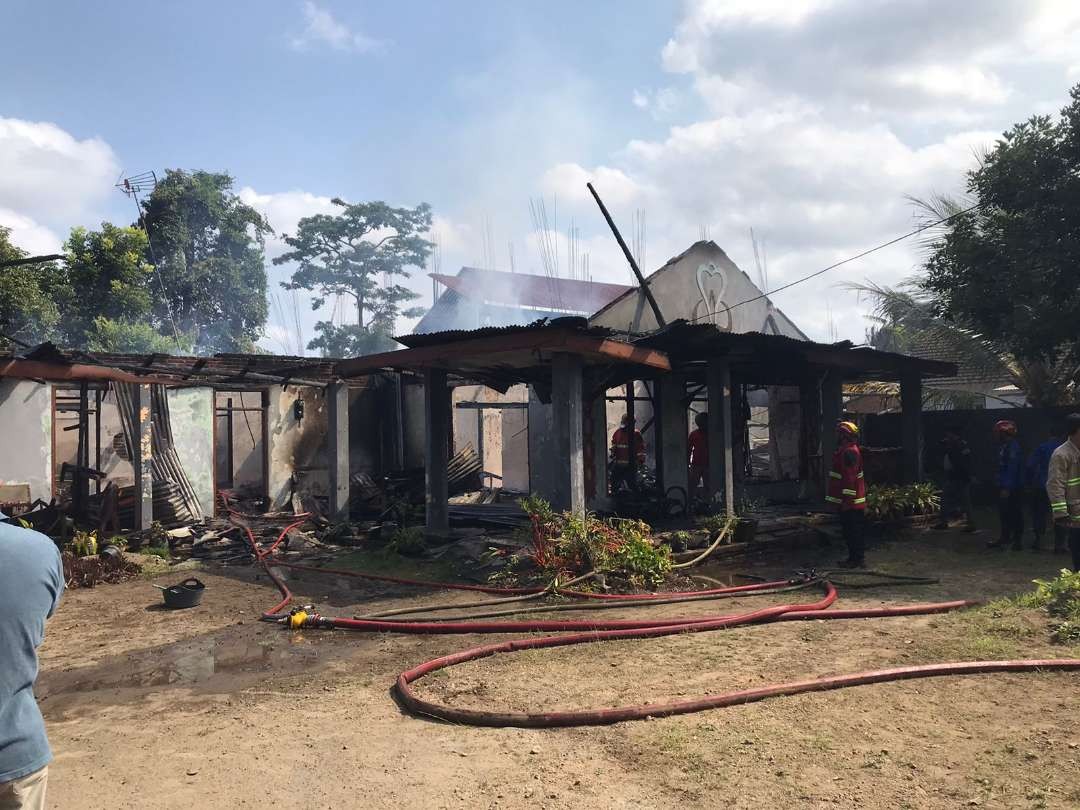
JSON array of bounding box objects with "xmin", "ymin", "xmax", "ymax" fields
[{"xmin": 36, "ymin": 526, "xmax": 1080, "ymax": 809}]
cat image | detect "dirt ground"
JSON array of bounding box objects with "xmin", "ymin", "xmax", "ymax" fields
[{"xmin": 37, "ymin": 524, "xmax": 1080, "ymax": 809}]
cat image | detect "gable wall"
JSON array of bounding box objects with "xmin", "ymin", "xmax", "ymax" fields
[{"xmin": 589, "ymin": 242, "xmax": 805, "ymax": 339}]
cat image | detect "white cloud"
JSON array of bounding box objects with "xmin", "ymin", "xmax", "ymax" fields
[
  {"xmin": 0, "ymin": 117, "xmax": 118, "ymax": 231},
  {"xmin": 290, "ymin": 2, "xmax": 385, "ymax": 53},
  {"xmin": 541, "ymin": 163, "xmax": 643, "ymax": 209},
  {"xmin": 237, "ymin": 186, "xmax": 338, "ymax": 258},
  {"xmin": 0, "ymin": 208, "xmax": 63, "ymax": 255}
]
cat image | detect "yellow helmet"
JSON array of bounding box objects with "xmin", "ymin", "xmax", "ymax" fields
[{"xmin": 837, "ymin": 420, "xmax": 859, "ymax": 438}]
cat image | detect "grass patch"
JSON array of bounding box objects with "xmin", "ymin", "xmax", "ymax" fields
[{"xmin": 143, "ymin": 544, "xmax": 170, "ymax": 560}]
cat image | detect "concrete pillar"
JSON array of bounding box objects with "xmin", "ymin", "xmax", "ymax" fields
[
  {"xmin": 551, "ymin": 352, "xmax": 585, "ymax": 515},
  {"xmin": 327, "ymin": 382, "xmax": 350, "ymax": 519},
  {"xmin": 134, "ymin": 384, "xmax": 153, "ymax": 531},
  {"xmin": 658, "ymin": 373, "xmax": 689, "ymax": 498},
  {"xmin": 423, "ymin": 368, "xmax": 450, "ymax": 534},
  {"xmin": 901, "ymin": 370, "xmax": 923, "ymax": 482},
  {"xmin": 707, "ymin": 358, "xmax": 735, "ymax": 516},
  {"xmin": 820, "ymin": 371, "xmax": 844, "ymax": 473}
]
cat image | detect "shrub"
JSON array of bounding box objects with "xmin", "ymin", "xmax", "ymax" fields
[
  {"xmin": 388, "ymin": 526, "xmax": 427, "ymax": 556},
  {"xmin": 865, "ymin": 483, "xmax": 940, "ymax": 522},
  {"xmin": 1023, "ymin": 568, "xmax": 1080, "ymax": 644},
  {"xmin": 518, "ymin": 497, "xmax": 671, "ymax": 588}
]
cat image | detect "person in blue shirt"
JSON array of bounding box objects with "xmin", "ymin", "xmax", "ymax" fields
[
  {"xmin": 990, "ymin": 420, "xmax": 1025, "ymax": 550},
  {"xmin": 0, "ymin": 515, "xmax": 64, "ymax": 809},
  {"xmin": 1028, "ymin": 426, "xmax": 1066, "ymax": 553}
]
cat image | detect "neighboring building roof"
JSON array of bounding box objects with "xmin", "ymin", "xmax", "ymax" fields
[
  {"xmin": 903, "ymin": 332, "xmax": 1014, "ymax": 389},
  {"xmin": 432, "ymin": 267, "xmax": 632, "ymax": 314}
]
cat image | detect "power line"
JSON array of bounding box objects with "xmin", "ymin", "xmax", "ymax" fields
[{"xmin": 689, "ymin": 200, "xmax": 984, "ymax": 323}]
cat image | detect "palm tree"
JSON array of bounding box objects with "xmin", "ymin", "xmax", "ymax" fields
[{"xmin": 849, "ymin": 279, "xmax": 1078, "ymax": 407}]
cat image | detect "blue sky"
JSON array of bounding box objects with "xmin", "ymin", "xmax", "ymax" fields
[{"xmin": 3, "ymin": 1, "xmax": 1079, "ymax": 352}]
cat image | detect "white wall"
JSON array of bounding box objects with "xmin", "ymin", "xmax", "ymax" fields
[
  {"xmin": 266, "ymin": 385, "xmax": 330, "ymax": 510},
  {"xmin": 168, "ymin": 387, "xmax": 215, "ymax": 518},
  {"xmin": 590, "ymin": 241, "xmax": 805, "ymax": 339},
  {"xmin": 0, "ymin": 379, "xmax": 52, "ymax": 503}
]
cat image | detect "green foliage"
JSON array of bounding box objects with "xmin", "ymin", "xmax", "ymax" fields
[
  {"xmin": 59, "ymin": 223, "xmax": 165, "ymax": 348},
  {"xmin": 0, "ymin": 227, "xmax": 63, "ymax": 347},
  {"xmin": 85, "ymin": 316, "xmax": 189, "ymax": 353},
  {"xmin": 305, "ymin": 322, "xmax": 398, "ymax": 357},
  {"xmin": 519, "ymin": 497, "xmax": 671, "ymax": 588},
  {"xmin": 70, "ymin": 529, "xmax": 98, "ymax": 557},
  {"xmin": 865, "ymin": 483, "xmax": 940, "ymax": 522},
  {"xmin": 1024, "ymin": 568, "xmax": 1080, "ymax": 644},
  {"xmin": 140, "ymin": 170, "xmax": 271, "ymax": 353},
  {"xmin": 387, "ymin": 525, "xmax": 427, "ymax": 556},
  {"xmin": 915, "ymin": 84, "xmax": 1080, "ymax": 403},
  {"xmin": 274, "ymin": 198, "xmax": 431, "ymax": 357}
]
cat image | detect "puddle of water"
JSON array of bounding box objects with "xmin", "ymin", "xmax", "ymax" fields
[{"xmin": 40, "ymin": 629, "xmax": 348, "ymax": 696}]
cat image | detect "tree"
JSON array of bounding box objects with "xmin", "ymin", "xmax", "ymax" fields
[
  {"xmin": 84, "ymin": 316, "xmax": 186, "ymax": 353},
  {"xmin": 59, "ymin": 224, "xmax": 160, "ymax": 349},
  {"xmin": 0, "ymin": 227, "xmax": 63, "ymax": 348},
  {"xmin": 274, "ymin": 198, "xmax": 431, "ymax": 357},
  {"xmin": 918, "ymin": 83, "xmax": 1080, "ymax": 398},
  {"xmin": 140, "ymin": 170, "xmax": 271, "ymax": 353}
]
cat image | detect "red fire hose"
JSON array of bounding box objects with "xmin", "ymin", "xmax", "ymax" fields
[{"xmin": 226, "ymin": 504, "xmax": 1080, "ymax": 728}]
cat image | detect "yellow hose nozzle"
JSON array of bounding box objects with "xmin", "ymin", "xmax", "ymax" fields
[{"xmin": 288, "ymin": 610, "xmax": 308, "ymax": 629}]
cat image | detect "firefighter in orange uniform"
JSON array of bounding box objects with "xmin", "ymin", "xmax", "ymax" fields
[
  {"xmin": 825, "ymin": 420, "xmax": 867, "ymax": 568},
  {"xmin": 610, "ymin": 413, "xmax": 646, "ymax": 492}
]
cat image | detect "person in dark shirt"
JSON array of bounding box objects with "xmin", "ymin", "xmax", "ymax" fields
[
  {"xmin": 990, "ymin": 420, "xmax": 1025, "ymax": 550},
  {"xmin": 1028, "ymin": 426, "xmax": 1065, "ymax": 552},
  {"xmin": 934, "ymin": 426, "xmax": 975, "ymax": 532}
]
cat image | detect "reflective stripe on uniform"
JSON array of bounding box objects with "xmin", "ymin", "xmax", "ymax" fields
[
  {"xmin": 841, "ymin": 488, "xmax": 857, "ymax": 496},
  {"xmin": 856, "ymin": 471, "xmax": 864, "ymax": 478},
  {"xmin": 852, "ymin": 497, "xmax": 867, "ymax": 504},
  {"xmin": 829, "ymin": 471, "xmax": 842, "ymax": 479},
  {"xmin": 1067, "ymin": 477, "xmax": 1080, "ymax": 486},
  {"xmin": 825, "ymin": 496, "xmax": 841, "ymax": 504}
]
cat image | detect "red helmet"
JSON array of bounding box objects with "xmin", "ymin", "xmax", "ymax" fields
[{"xmin": 993, "ymin": 420, "xmax": 1017, "ymax": 437}]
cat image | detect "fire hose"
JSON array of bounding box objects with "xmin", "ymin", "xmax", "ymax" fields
[{"xmin": 227, "ymin": 508, "xmax": 1080, "ymax": 728}]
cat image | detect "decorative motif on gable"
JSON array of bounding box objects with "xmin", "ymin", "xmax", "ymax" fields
[{"xmin": 691, "ymin": 262, "xmax": 732, "ymax": 332}]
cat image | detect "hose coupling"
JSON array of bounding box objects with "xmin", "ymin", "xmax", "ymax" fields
[{"xmin": 287, "ymin": 604, "xmax": 319, "ymax": 629}]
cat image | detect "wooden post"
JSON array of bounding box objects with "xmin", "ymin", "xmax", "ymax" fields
[
  {"xmin": 659, "ymin": 373, "xmax": 689, "ymax": 498},
  {"xmin": 327, "ymin": 382, "xmax": 350, "ymax": 519},
  {"xmin": 707, "ymin": 358, "xmax": 735, "ymax": 516},
  {"xmin": 900, "ymin": 370, "xmax": 923, "ymax": 482},
  {"xmin": 423, "ymin": 368, "xmax": 450, "ymax": 534},
  {"xmin": 134, "ymin": 384, "xmax": 153, "ymax": 531},
  {"xmin": 552, "ymin": 352, "xmax": 585, "ymax": 515}
]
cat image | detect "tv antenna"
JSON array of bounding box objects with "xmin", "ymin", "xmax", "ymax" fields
[{"xmin": 115, "ymin": 170, "xmax": 184, "ymax": 351}]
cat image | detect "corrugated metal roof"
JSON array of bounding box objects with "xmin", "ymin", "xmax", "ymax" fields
[
  {"xmin": 395, "ymin": 316, "xmax": 617, "ymax": 348},
  {"xmin": 431, "ymin": 267, "xmax": 632, "ymax": 315}
]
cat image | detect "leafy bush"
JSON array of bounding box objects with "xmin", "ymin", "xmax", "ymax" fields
[
  {"xmin": 865, "ymin": 483, "xmax": 940, "ymax": 522},
  {"xmin": 1021, "ymin": 569, "xmax": 1080, "ymax": 644},
  {"xmin": 519, "ymin": 497, "xmax": 671, "ymax": 588},
  {"xmin": 70, "ymin": 530, "xmax": 98, "ymax": 557},
  {"xmin": 388, "ymin": 526, "xmax": 427, "ymax": 556}
]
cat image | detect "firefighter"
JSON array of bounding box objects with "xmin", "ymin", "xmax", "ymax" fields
[
  {"xmin": 1045, "ymin": 412, "xmax": 1080, "ymax": 571},
  {"xmin": 990, "ymin": 419, "xmax": 1024, "ymax": 550},
  {"xmin": 610, "ymin": 413, "xmax": 646, "ymax": 492},
  {"xmin": 688, "ymin": 411, "xmax": 708, "ymax": 494},
  {"xmin": 825, "ymin": 420, "xmax": 867, "ymax": 568}
]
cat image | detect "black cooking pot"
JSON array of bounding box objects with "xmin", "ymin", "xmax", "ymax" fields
[{"xmin": 156, "ymin": 577, "xmax": 205, "ymax": 609}]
